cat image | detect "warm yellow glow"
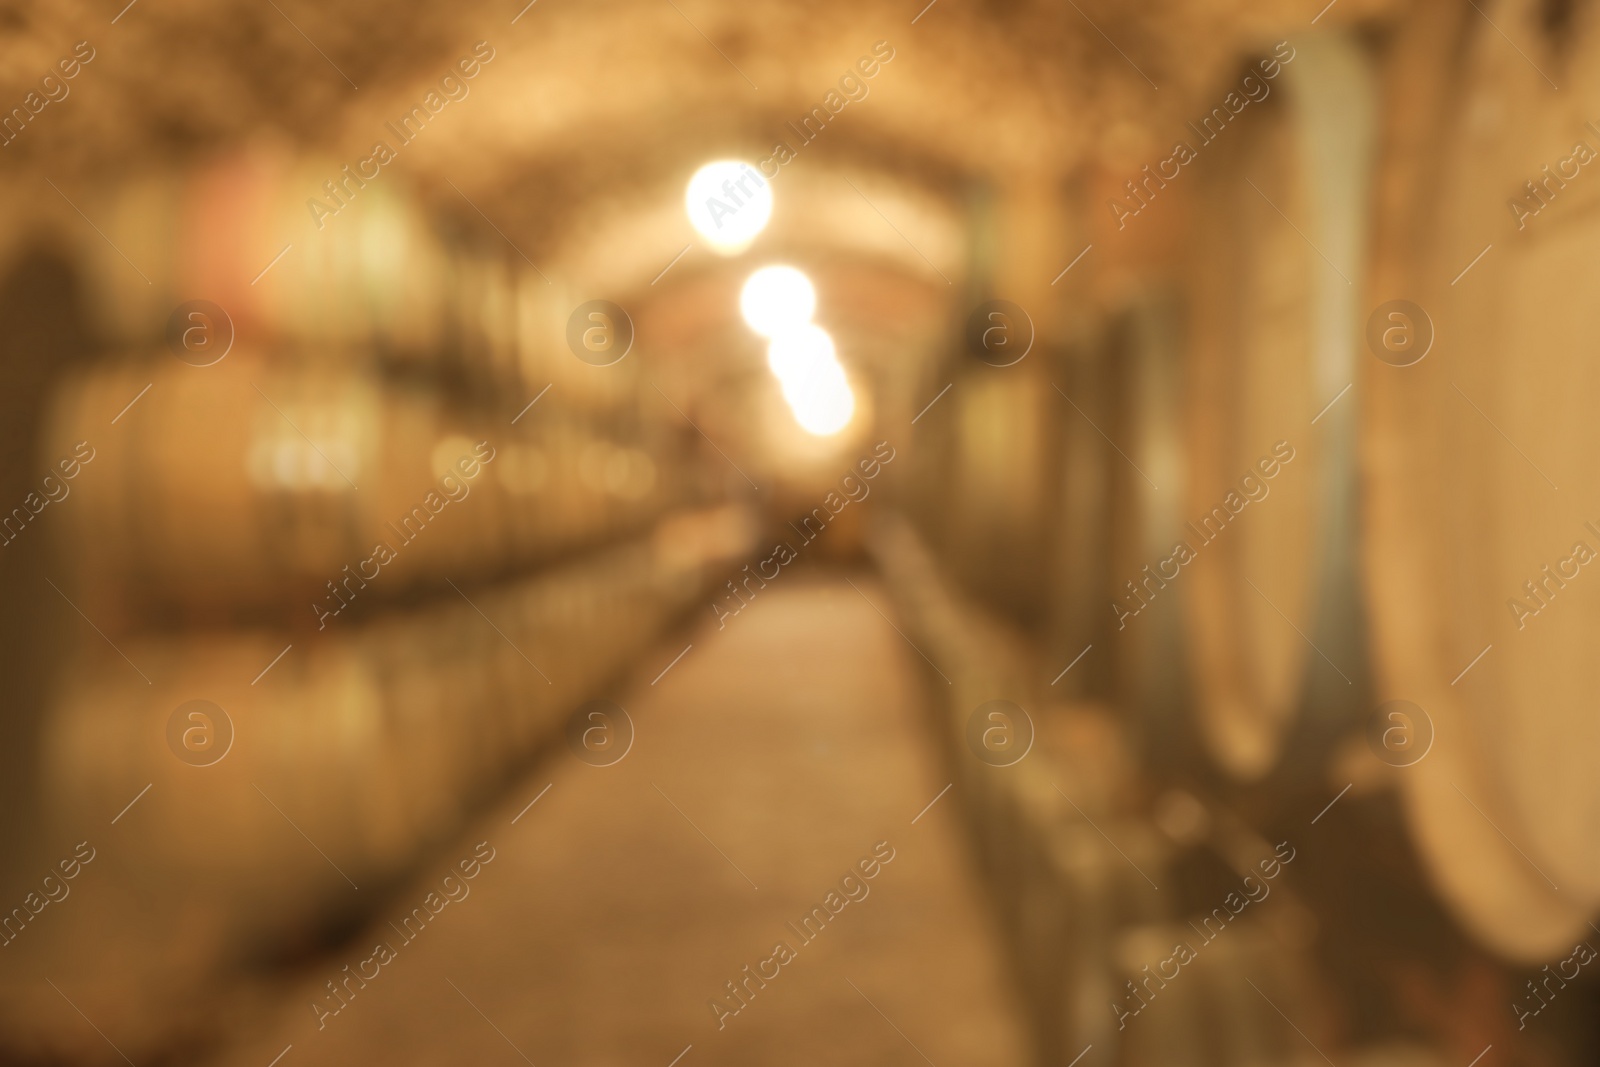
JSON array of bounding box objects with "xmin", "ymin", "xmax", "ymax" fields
[
  {"xmin": 685, "ymin": 161, "xmax": 772, "ymax": 253},
  {"xmin": 766, "ymin": 323, "xmax": 834, "ymax": 382},
  {"xmin": 766, "ymin": 324, "xmax": 855, "ymax": 436},
  {"xmin": 740, "ymin": 265, "xmax": 816, "ymax": 337},
  {"xmin": 785, "ymin": 365, "xmax": 856, "ymax": 436}
]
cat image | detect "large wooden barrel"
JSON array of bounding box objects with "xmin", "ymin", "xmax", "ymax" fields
[
  {"xmin": 1177, "ymin": 31, "xmax": 1378, "ymax": 780},
  {"xmin": 868, "ymin": 513, "xmax": 1459, "ymax": 1065},
  {"xmin": 42, "ymin": 352, "xmax": 479, "ymax": 620},
  {"xmin": 943, "ymin": 365, "xmax": 1054, "ymax": 620},
  {"xmin": 1362, "ymin": 0, "xmax": 1600, "ymax": 961},
  {"xmin": 77, "ymin": 148, "xmax": 454, "ymax": 372},
  {"xmin": 38, "ymin": 504, "xmax": 758, "ymax": 943},
  {"xmin": 41, "ymin": 352, "xmax": 676, "ymax": 621}
]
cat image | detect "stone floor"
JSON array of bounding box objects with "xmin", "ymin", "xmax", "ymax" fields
[{"xmin": 204, "ymin": 572, "xmax": 1031, "ymax": 1067}]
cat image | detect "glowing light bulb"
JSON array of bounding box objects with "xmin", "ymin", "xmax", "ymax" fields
[
  {"xmin": 765, "ymin": 325, "xmax": 855, "ymax": 436},
  {"xmin": 788, "ymin": 371, "xmax": 856, "ymax": 436},
  {"xmin": 740, "ymin": 265, "xmax": 816, "ymax": 337},
  {"xmin": 766, "ymin": 323, "xmax": 836, "ymax": 383},
  {"xmin": 685, "ymin": 161, "xmax": 772, "ymax": 253}
]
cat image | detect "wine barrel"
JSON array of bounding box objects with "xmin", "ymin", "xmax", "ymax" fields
[
  {"xmin": 1363, "ymin": 0, "xmax": 1600, "ymax": 960},
  {"xmin": 38, "ymin": 504, "xmax": 759, "ymax": 943},
  {"xmin": 943, "ymin": 366, "xmax": 1054, "ymax": 620},
  {"xmin": 1176, "ymin": 31, "xmax": 1378, "ymax": 780},
  {"xmin": 42, "ymin": 353, "xmax": 677, "ymax": 621},
  {"xmin": 14, "ymin": 502, "xmax": 758, "ymax": 1066},
  {"xmin": 866, "ymin": 513, "xmax": 1429, "ymax": 1065},
  {"xmin": 76, "ymin": 147, "xmax": 451, "ymax": 367},
  {"xmin": 41, "ymin": 352, "xmax": 481, "ymax": 620}
]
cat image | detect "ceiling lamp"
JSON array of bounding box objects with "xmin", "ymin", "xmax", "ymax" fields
[
  {"xmin": 685, "ymin": 160, "xmax": 772, "ymax": 253},
  {"xmin": 765, "ymin": 322, "xmax": 834, "ymax": 383},
  {"xmin": 765, "ymin": 324, "xmax": 855, "ymax": 437},
  {"xmin": 740, "ymin": 265, "xmax": 816, "ymax": 338},
  {"xmin": 784, "ymin": 361, "xmax": 856, "ymax": 437}
]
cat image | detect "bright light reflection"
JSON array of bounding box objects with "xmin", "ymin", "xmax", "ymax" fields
[
  {"xmin": 685, "ymin": 161, "xmax": 772, "ymax": 253},
  {"xmin": 766, "ymin": 324, "xmax": 855, "ymax": 436},
  {"xmin": 787, "ymin": 373, "xmax": 856, "ymax": 436},
  {"xmin": 766, "ymin": 323, "xmax": 835, "ymax": 382},
  {"xmin": 740, "ymin": 266, "xmax": 816, "ymax": 338}
]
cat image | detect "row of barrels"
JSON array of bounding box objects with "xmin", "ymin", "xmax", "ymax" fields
[
  {"xmin": 0, "ymin": 504, "xmax": 759, "ymax": 1067},
  {"xmin": 1117, "ymin": 7, "xmax": 1600, "ymax": 964},
  {"xmin": 864, "ymin": 514, "xmax": 1426, "ymax": 1067},
  {"xmin": 1358, "ymin": 0, "xmax": 1600, "ymax": 963},
  {"xmin": 61, "ymin": 145, "xmax": 637, "ymax": 414},
  {"xmin": 900, "ymin": 71, "xmax": 1349, "ymax": 775},
  {"xmin": 3, "ymin": 143, "xmax": 715, "ymax": 1064},
  {"xmin": 1051, "ymin": 31, "xmax": 1376, "ymax": 791},
  {"xmin": 40, "ymin": 351, "xmax": 680, "ymax": 624},
  {"xmin": 914, "ymin": 10, "xmax": 1600, "ymax": 968}
]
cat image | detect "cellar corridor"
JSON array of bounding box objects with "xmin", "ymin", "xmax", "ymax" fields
[
  {"xmin": 201, "ymin": 574, "xmax": 1029, "ymax": 1067},
  {"xmin": 6, "ymin": 0, "xmax": 1600, "ymax": 1063}
]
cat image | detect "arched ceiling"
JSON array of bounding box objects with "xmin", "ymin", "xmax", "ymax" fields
[
  {"xmin": 0, "ymin": 0, "xmax": 1404, "ymax": 412},
  {"xmin": 5, "ymin": 0, "xmax": 1402, "ymax": 222}
]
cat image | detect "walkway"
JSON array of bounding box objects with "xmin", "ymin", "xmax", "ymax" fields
[{"xmin": 207, "ymin": 572, "xmax": 1029, "ymax": 1067}]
